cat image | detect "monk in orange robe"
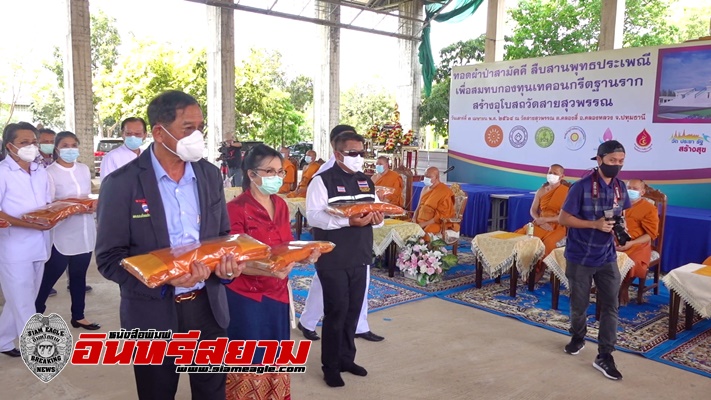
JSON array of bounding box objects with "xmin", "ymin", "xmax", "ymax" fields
[
  {"xmin": 617, "ymin": 179, "xmax": 659, "ymax": 306},
  {"xmin": 287, "ymin": 150, "xmax": 319, "ymax": 198},
  {"xmin": 515, "ymin": 164, "xmax": 569, "ymax": 256},
  {"xmin": 413, "ymin": 167, "xmax": 458, "ymax": 234},
  {"xmin": 704, "ymin": 256, "xmax": 711, "ymax": 265},
  {"xmin": 278, "ymin": 147, "xmax": 296, "ymax": 194},
  {"xmin": 372, "ymin": 156, "xmax": 403, "ymax": 207},
  {"xmin": 514, "ymin": 164, "xmax": 569, "ymax": 282}
]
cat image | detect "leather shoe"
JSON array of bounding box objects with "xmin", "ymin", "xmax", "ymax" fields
[
  {"xmin": 355, "ymin": 331, "xmax": 384, "ymax": 342},
  {"xmin": 298, "ymin": 322, "xmax": 320, "ymax": 341},
  {"xmin": 71, "ymin": 319, "xmax": 101, "ymax": 330},
  {"xmin": 1, "ymin": 348, "xmax": 21, "ymax": 357}
]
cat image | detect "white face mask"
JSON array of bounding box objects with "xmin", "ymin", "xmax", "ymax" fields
[
  {"xmin": 161, "ymin": 126, "xmax": 204, "ymax": 162},
  {"xmin": 304, "ymin": 156, "xmax": 312, "ymax": 163},
  {"xmin": 546, "ymin": 174, "xmax": 561, "ymax": 185},
  {"xmin": 423, "ymin": 177, "xmax": 433, "ymax": 186},
  {"xmin": 340, "ymin": 154, "xmax": 364, "ymax": 173},
  {"xmin": 11, "ymin": 143, "xmax": 39, "ymax": 163}
]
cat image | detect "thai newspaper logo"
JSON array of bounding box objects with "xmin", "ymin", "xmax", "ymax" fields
[
  {"xmin": 534, "ymin": 126, "xmax": 554, "ymax": 148},
  {"xmin": 670, "ymin": 131, "xmax": 709, "ymax": 155},
  {"xmin": 564, "ymin": 126, "xmax": 586, "ymax": 151},
  {"xmin": 20, "ymin": 313, "xmax": 73, "ymax": 383},
  {"xmin": 634, "ymin": 129, "xmax": 653, "ymax": 152},
  {"xmin": 508, "ymin": 126, "xmax": 528, "ymax": 148},
  {"xmin": 71, "ymin": 329, "xmax": 310, "ymax": 374},
  {"xmin": 484, "ymin": 125, "xmax": 504, "ymax": 147}
]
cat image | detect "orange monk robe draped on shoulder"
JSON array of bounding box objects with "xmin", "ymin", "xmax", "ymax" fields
[
  {"xmin": 622, "ymin": 199, "xmax": 659, "ymax": 279},
  {"xmin": 515, "ymin": 184, "xmax": 569, "ymax": 256},
  {"xmin": 415, "ymin": 182, "xmax": 458, "ymax": 234},
  {"xmin": 278, "ymin": 158, "xmax": 297, "ymax": 194},
  {"xmin": 373, "ymin": 170, "xmax": 403, "ymax": 207},
  {"xmin": 287, "ymin": 161, "xmax": 319, "ymax": 198}
]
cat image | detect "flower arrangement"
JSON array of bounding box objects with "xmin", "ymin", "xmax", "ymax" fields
[
  {"xmin": 365, "ymin": 123, "xmax": 415, "ymax": 153},
  {"xmin": 396, "ymin": 235, "xmax": 459, "ymax": 286}
]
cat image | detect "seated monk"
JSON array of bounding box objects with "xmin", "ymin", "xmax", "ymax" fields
[
  {"xmin": 278, "ymin": 146, "xmax": 297, "ymax": 194},
  {"xmin": 617, "ymin": 179, "xmax": 660, "ymax": 306},
  {"xmin": 515, "ymin": 164, "xmax": 569, "ymax": 257},
  {"xmin": 372, "ymin": 156, "xmax": 403, "ymax": 207},
  {"xmin": 287, "ymin": 150, "xmax": 320, "ymax": 198},
  {"xmin": 412, "ymin": 167, "xmax": 459, "ymax": 234}
]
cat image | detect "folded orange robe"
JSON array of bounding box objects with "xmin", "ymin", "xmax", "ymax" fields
[
  {"xmin": 326, "ymin": 202, "xmax": 405, "ymax": 217},
  {"xmin": 22, "ymin": 201, "xmax": 91, "ymax": 227},
  {"xmin": 62, "ymin": 197, "xmax": 98, "ymax": 211},
  {"xmin": 248, "ymin": 241, "xmax": 335, "ymax": 271},
  {"xmin": 121, "ymin": 234, "xmax": 271, "ymax": 288}
]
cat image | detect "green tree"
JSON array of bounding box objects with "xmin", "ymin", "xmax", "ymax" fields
[
  {"xmin": 504, "ymin": 0, "xmax": 680, "ymax": 60},
  {"xmin": 284, "ymin": 75, "xmax": 313, "ymax": 112},
  {"xmin": 420, "ymin": 35, "xmax": 486, "ymax": 138},
  {"xmin": 340, "ymin": 85, "xmax": 396, "ymax": 135},
  {"xmin": 262, "ymin": 96, "xmax": 305, "ymax": 148}
]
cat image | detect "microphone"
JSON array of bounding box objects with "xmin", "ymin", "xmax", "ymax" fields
[{"xmin": 443, "ymin": 166, "xmax": 454, "ymax": 174}]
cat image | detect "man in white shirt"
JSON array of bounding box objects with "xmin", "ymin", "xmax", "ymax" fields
[
  {"xmin": 99, "ymin": 117, "xmax": 147, "ymax": 181},
  {"xmin": 298, "ymin": 125, "xmax": 385, "ymax": 343}
]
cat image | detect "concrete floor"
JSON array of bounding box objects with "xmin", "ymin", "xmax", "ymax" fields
[{"xmin": 0, "ymin": 263, "xmax": 708, "ymax": 400}]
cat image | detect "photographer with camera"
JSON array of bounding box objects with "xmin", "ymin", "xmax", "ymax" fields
[
  {"xmin": 558, "ymin": 140, "xmax": 631, "ymax": 381},
  {"xmin": 616, "ymin": 179, "xmax": 659, "ymax": 306}
]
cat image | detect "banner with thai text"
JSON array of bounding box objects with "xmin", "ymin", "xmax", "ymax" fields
[{"xmin": 447, "ymin": 41, "xmax": 711, "ymax": 209}]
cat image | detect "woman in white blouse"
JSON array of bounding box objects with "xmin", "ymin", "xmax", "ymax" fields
[
  {"xmin": 0, "ymin": 122, "xmax": 52, "ymax": 358},
  {"xmin": 35, "ymin": 131, "xmax": 100, "ymax": 330}
]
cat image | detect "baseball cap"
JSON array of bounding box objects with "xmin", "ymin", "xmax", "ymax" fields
[{"xmin": 591, "ymin": 140, "xmax": 625, "ymax": 160}]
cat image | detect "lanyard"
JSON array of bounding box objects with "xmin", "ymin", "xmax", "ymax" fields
[{"xmin": 591, "ymin": 169, "xmax": 621, "ymax": 207}]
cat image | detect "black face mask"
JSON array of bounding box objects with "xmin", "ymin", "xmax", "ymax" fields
[{"xmin": 599, "ymin": 163, "xmax": 621, "ymax": 178}]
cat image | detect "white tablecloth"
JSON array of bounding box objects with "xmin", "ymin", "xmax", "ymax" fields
[
  {"xmin": 662, "ymin": 263, "xmax": 711, "ymax": 319},
  {"xmin": 543, "ymin": 247, "xmax": 634, "ymax": 290},
  {"xmin": 372, "ymin": 219, "xmax": 425, "ymax": 256},
  {"xmin": 471, "ymin": 231, "xmax": 545, "ymax": 278}
]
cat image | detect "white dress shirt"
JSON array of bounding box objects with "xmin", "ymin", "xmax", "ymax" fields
[
  {"xmin": 100, "ymin": 144, "xmax": 140, "ymax": 181},
  {"xmin": 47, "ymin": 162, "xmax": 96, "ymax": 255},
  {"xmin": 313, "ymin": 154, "xmax": 336, "ymax": 177},
  {"xmin": 0, "ymin": 157, "xmax": 51, "ymax": 263},
  {"xmin": 306, "ymin": 165, "xmax": 384, "ymax": 231}
]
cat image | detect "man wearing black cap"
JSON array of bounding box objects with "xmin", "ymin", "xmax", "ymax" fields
[{"xmin": 558, "ymin": 140, "xmax": 631, "ymax": 381}]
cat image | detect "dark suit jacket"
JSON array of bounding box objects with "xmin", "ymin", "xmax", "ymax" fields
[{"xmin": 95, "ymin": 146, "xmax": 231, "ymax": 330}]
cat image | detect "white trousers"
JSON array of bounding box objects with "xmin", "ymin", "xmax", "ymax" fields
[
  {"xmin": 299, "ymin": 265, "xmax": 370, "ymax": 334},
  {"xmin": 0, "ymin": 261, "xmax": 44, "ymax": 351}
]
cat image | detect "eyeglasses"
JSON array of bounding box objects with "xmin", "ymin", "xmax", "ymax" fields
[
  {"xmin": 340, "ymin": 151, "xmax": 365, "ymax": 158},
  {"xmin": 254, "ymin": 168, "xmax": 286, "ymax": 178}
]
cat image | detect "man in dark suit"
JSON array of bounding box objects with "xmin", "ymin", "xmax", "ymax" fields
[{"xmin": 96, "ymin": 90, "xmax": 244, "ymax": 400}]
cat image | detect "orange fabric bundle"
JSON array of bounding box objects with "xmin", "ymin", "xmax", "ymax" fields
[
  {"xmin": 62, "ymin": 197, "xmax": 98, "ymax": 211},
  {"xmin": 121, "ymin": 234, "xmax": 271, "ymax": 288},
  {"xmin": 326, "ymin": 202, "xmax": 405, "ymax": 217},
  {"xmin": 22, "ymin": 201, "xmax": 91, "ymax": 227},
  {"xmin": 249, "ymin": 241, "xmax": 335, "ymax": 271},
  {"xmin": 0, "ymin": 218, "xmax": 10, "ymax": 228}
]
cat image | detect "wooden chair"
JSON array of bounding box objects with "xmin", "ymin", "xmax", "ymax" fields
[
  {"xmin": 394, "ymin": 166, "xmax": 414, "ymax": 211},
  {"xmin": 630, "ymin": 184, "xmax": 667, "ymax": 304},
  {"xmin": 441, "ymin": 183, "xmax": 468, "ymax": 256}
]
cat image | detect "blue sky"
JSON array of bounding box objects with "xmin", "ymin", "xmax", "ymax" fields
[{"xmin": 659, "ymin": 47, "xmax": 711, "ymax": 91}]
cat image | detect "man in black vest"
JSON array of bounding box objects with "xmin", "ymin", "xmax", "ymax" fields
[{"xmin": 305, "ymin": 131, "xmax": 384, "ymax": 387}]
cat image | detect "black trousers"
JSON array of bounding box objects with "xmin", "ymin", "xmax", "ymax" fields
[
  {"xmin": 317, "ymin": 265, "xmax": 367, "ymax": 374},
  {"xmin": 132, "ymin": 292, "xmax": 227, "ymax": 400}
]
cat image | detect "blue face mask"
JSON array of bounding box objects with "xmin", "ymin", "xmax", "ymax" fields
[
  {"xmin": 627, "ymin": 189, "xmax": 640, "ymax": 201},
  {"xmin": 39, "ymin": 144, "xmax": 55, "ymax": 155},
  {"xmin": 257, "ymin": 175, "xmax": 283, "ymax": 195},
  {"xmin": 125, "ymin": 136, "xmax": 143, "ymax": 151},
  {"xmin": 59, "ymin": 148, "xmax": 80, "ymax": 163},
  {"xmin": 375, "ymin": 165, "xmax": 385, "ymax": 174}
]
